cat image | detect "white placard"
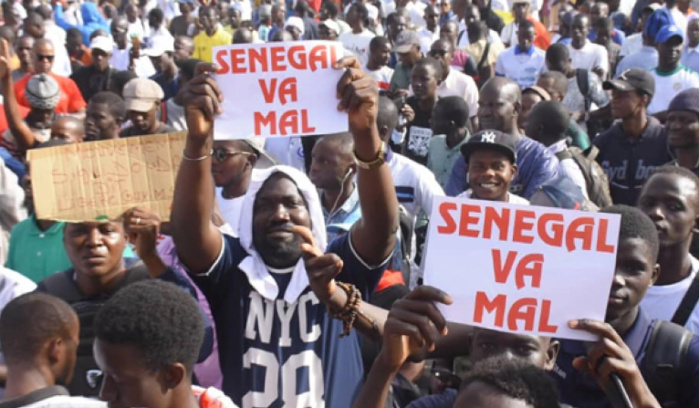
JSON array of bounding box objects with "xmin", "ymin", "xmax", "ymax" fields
[
  {"xmin": 212, "ymin": 41, "xmax": 349, "ymax": 140},
  {"xmin": 423, "ymin": 197, "xmax": 620, "ymax": 341}
]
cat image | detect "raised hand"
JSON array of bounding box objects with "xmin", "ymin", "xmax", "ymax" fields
[
  {"xmin": 123, "ymin": 207, "xmax": 162, "ymax": 263},
  {"xmin": 0, "ymin": 39, "xmax": 13, "ymax": 82},
  {"xmin": 380, "ymin": 286, "xmax": 452, "ymax": 370},
  {"xmin": 181, "ymin": 62, "xmax": 223, "ymax": 142},
  {"xmin": 294, "ymin": 225, "xmax": 342, "ymax": 305},
  {"xmin": 334, "ymin": 56, "xmax": 379, "ymax": 137}
]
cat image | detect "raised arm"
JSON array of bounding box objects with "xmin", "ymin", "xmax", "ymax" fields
[
  {"xmin": 53, "ymin": 4, "xmax": 78, "ymax": 32},
  {"xmin": 336, "ymin": 57, "xmax": 398, "ymax": 265},
  {"xmin": 0, "ymin": 40, "xmax": 38, "ymax": 153},
  {"xmin": 171, "ymin": 63, "xmax": 223, "ymax": 273}
]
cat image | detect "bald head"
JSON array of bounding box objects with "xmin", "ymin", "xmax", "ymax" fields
[
  {"xmin": 536, "ymin": 71, "xmax": 568, "ymax": 102},
  {"xmin": 377, "ymin": 96, "xmax": 399, "ymax": 141},
  {"xmin": 51, "ymin": 116, "xmax": 84, "ymax": 143},
  {"xmin": 525, "ymin": 101, "xmax": 569, "ymax": 146},
  {"xmin": 478, "ymin": 77, "xmax": 522, "ymax": 133},
  {"xmin": 233, "ymin": 28, "xmax": 253, "ymax": 44},
  {"xmin": 32, "ymin": 38, "xmax": 55, "ymax": 74},
  {"xmin": 483, "ymin": 76, "xmax": 522, "ymax": 104}
]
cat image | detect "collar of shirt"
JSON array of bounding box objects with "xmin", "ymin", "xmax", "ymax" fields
[
  {"xmin": 514, "ymin": 45, "xmax": 535, "ymax": 56},
  {"xmin": 686, "ymin": 44, "xmax": 699, "ymax": 54},
  {"xmin": 547, "ymin": 139, "xmax": 568, "ymax": 154},
  {"xmin": 322, "ymin": 184, "xmax": 359, "ymax": 221},
  {"xmin": 625, "ymin": 308, "xmax": 653, "ymax": 360}
]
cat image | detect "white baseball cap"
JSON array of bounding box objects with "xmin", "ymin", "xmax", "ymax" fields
[
  {"xmin": 143, "ymin": 36, "xmax": 175, "ymax": 57},
  {"xmin": 90, "ymin": 35, "xmax": 114, "ymax": 53}
]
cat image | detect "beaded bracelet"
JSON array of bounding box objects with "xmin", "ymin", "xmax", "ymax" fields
[{"xmin": 329, "ymin": 282, "xmax": 378, "ymax": 338}]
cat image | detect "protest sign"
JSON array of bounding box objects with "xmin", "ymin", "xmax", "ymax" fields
[
  {"xmin": 212, "ymin": 41, "xmax": 348, "ymax": 140},
  {"xmin": 27, "ymin": 132, "xmax": 186, "ymax": 222},
  {"xmin": 423, "ymin": 197, "xmax": 620, "ymax": 341}
]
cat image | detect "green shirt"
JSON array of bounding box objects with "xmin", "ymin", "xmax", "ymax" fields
[
  {"xmin": 427, "ymin": 134, "xmax": 469, "ymax": 189},
  {"xmin": 389, "ymin": 62, "xmax": 412, "ymax": 93},
  {"xmin": 6, "ymin": 215, "xmax": 72, "ymax": 283}
]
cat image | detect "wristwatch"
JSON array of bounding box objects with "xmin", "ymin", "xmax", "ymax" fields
[{"xmin": 354, "ymin": 142, "xmax": 386, "ymax": 170}]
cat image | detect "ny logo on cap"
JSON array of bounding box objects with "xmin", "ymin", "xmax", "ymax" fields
[{"xmin": 481, "ymin": 131, "xmax": 497, "ymax": 143}]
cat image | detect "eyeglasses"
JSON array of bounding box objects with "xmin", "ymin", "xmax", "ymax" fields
[
  {"xmin": 212, "ymin": 148, "xmax": 253, "ymax": 163},
  {"xmin": 35, "ymin": 54, "xmax": 54, "ymax": 61}
]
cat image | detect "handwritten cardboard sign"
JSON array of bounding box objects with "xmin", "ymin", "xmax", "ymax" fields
[
  {"xmin": 27, "ymin": 132, "xmax": 186, "ymax": 222},
  {"xmin": 423, "ymin": 197, "xmax": 621, "ymax": 341},
  {"xmin": 213, "ymin": 41, "xmax": 348, "ymax": 140}
]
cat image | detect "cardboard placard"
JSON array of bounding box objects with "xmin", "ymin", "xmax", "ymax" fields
[
  {"xmin": 423, "ymin": 197, "xmax": 621, "ymax": 341},
  {"xmin": 213, "ymin": 41, "xmax": 348, "ymax": 140},
  {"xmin": 28, "ymin": 132, "xmax": 186, "ymax": 222}
]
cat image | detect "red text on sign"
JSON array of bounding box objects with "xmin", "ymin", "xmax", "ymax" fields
[{"xmin": 473, "ymin": 291, "xmax": 558, "ymax": 333}]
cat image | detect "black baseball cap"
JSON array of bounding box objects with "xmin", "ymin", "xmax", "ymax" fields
[
  {"xmin": 460, "ymin": 130, "xmax": 517, "ymax": 164},
  {"xmin": 603, "ymin": 68, "xmax": 655, "ymax": 97}
]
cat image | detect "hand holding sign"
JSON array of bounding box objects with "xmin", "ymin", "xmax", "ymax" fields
[
  {"xmin": 379, "ymin": 286, "xmax": 452, "ymax": 369},
  {"xmin": 182, "ymin": 62, "xmax": 223, "ymax": 142},
  {"xmin": 335, "ymin": 56, "xmax": 379, "ymax": 137},
  {"xmin": 570, "ymin": 319, "xmax": 661, "ymax": 408}
]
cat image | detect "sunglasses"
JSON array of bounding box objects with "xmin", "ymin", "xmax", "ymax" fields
[
  {"xmin": 429, "ymin": 49, "xmax": 448, "ymax": 57},
  {"xmin": 211, "ymin": 148, "xmax": 253, "ymax": 163},
  {"xmin": 35, "ymin": 54, "xmax": 54, "ymax": 61}
]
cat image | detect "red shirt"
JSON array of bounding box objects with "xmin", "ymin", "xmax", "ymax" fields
[{"xmin": 14, "ymin": 73, "xmax": 87, "ymax": 114}]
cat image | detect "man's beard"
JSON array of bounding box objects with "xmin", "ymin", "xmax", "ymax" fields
[{"xmin": 254, "ymin": 232, "xmax": 304, "ymax": 269}]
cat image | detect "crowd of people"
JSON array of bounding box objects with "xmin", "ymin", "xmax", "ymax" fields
[{"xmin": 2, "ymin": 0, "xmax": 699, "ymax": 407}]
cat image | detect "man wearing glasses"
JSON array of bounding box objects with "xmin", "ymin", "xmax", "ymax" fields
[
  {"xmin": 428, "ymin": 38, "xmax": 479, "ymax": 131},
  {"xmin": 13, "ymin": 38, "xmax": 85, "ymax": 115},
  {"xmin": 212, "ymin": 138, "xmax": 275, "ymax": 236}
]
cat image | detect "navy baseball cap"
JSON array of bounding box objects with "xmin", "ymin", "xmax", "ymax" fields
[
  {"xmin": 461, "ymin": 130, "xmax": 517, "ymax": 164},
  {"xmin": 655, "ymin": 24, "xmax": 684, "ymax": 44},
  {"xmin": 643, "ymin": 8, "xmax": 674, "ymax": 40}
]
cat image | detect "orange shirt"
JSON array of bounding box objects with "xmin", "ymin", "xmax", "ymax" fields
[
  {"xmin": 14, "ymin": 73, "xmax": 87, "ymax": 114},
  {"xmin": 530, "ymin": 16, "xmax": 551, "ymax": 50}
]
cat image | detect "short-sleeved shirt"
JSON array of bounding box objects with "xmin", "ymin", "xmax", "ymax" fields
[
  {"xmin": 427, "ymin": 135, "xmax": 467, "ymax": 189},
  {"xmin": 593, "ymin": 116, "xmax": 671, "ymax": 206},
  {"xmin": 682, "ymin": 45, "xmax": 699, "ymax": 74},
  {"xmin": 566, "ymin": 41, "xmax": 610, "ymax": 78},
  {"xmin": 365, "ymin": 65, "xmax": 394, "ymax": 92},
  {"xmin": 552, "ymin": 309, "xmax": 699, "ymax": 408},
  {"xmin": 641, "ymin": 255, "xmax": 699, "ymax": 334},
  {"xmin": 615, "ymin": 45, "xmax": 659, "ymax": 77},
  {"xmin": 6, "ymin": 216, "xmax": 72, "ymax": 283},
  {"xmin": 192, "ymin": 233, "xmax": 387, "ymax": 408},
  {"xmin": 193, "ymin": 28, "xmax": 233, "ymax": 63},
  {"xmin": 648, "ymin": 65, "xmax": 699, "ymax": 115},
  {"xmin": 339, "ymin": 29, "xmax": 375, "ymax": 66},
  {"xmin": 464, "ymin": 38, "xmax": 505, "ymax": 68},
  {"xmin": 495, "ymin": 45, "xmax": 546, "ymax": 89},
  {"xmin": 562, "ymin": 70, "xmax": 610, "ymax": 131},
  {"xmin": 14, "ymin": 73, "xmax": 86, "ymax": 114},
  {"xmin": 437, "ymin": 69, "xmax": 479, "ymax": 118},
  {"xmin": 404, "ymin": 96, "xmax": 435, "ymax": 166}
]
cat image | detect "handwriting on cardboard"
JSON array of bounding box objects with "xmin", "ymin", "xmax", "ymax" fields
[{"xmin": 28, "ymin": 132, "xmax": 186, "ymax": 222}]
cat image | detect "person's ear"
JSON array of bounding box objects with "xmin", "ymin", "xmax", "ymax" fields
[
  {"xmin": 650, "ymin": 263, "xmax": 660, "ymax": 286},
  {"xmin": 511, "ymin": 163, "xmax": 518, "ymax": 178},
  {"xmin": 247, "ymin": 153, "xmax": 258, "ymax": 169},
  {"xmin": 47, "ymin": 336, "xmax": 64, "ymax": 366},
  {"xmin": 544, "ymin": 340, "xmax": 560, "ymax": 371},
  {"xmin": 160, "ymin": 363, "xmax": 187, "ymax": 390}
]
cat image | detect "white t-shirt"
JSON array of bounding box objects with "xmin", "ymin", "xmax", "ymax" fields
[
  {"xmin": 648, "ymin": 65, "xmax": 699, "ymax": 115},
  {"xmin": 620, "ymin": 32, "xmax": 642, "ymax": 57},
  {"xmin": 567, "ymin": 41, "xmax": 610, "ymax": 79},
  {"xmin": 437, "ymin": 69, "xmax": 479, "ymax": 118},
  {"xmin": 405, "ymin": 1, "xmax": 427, "ymax": 28},
  {"xmin": 458, "ymin": 189, "xmax": 530, "ymax": 204},
  {"xmin": 216, "ymin": 187, "xmax": 246, "ymax": 237},
  {"xmin": 641, "ymin": 256, "xmax": 699, "ymax": 334},
  {"xmin": 388, "ymin": 151, "xmax": 445, "ymax": 221},
  {"xmin": 365, "ymin": 64, "xmax": 394, "ymax": 92},
  {"xmin": 495, "ymin": 45, "xmax": 546, "ymax": 89},
  {"xmin": 418, "ymin": 26, "xmax": 440, "ymax": 54},
  {"xmin": 456, "ymin": 23, "xmax": 501, "ymax": 48},
  {"xmin": 109, "ymin": 47, "xmax": 157, "ymax": 78},
  {"xmin": 339, "ymin": 29, "xmax": 375, "ymax": 66}
]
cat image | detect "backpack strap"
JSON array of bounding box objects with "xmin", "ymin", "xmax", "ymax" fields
[
  {"xmin": 477, "ymin": 42, "xmax": 491, "ymax": 70},
  {"xmin": 555, "ymin": 149, "xmax": 573, "ymax": 162},
  {"xmin": 457, "ymin": 29, "xmax": 465, "ymax": 46},
  {"xmin": 160, "ymin": 100, "xmax": 168, "ymax": 123},
  {"xmin": 672, "ymin": 271, "xmax": 699, "ymax": 326},
  {"xmin": 640, "ymin": 320, "xmax": 693, "ymax": 407},
  {"xmin": 575, "ymin": 69, "xmax": 591, "ymax": 111}
]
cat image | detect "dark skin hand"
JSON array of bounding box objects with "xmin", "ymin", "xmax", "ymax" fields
[
  {"xmin": 570, "ymin": 319, "xmax": 661, "ymax": 408},
  {"xmin": 351, "ymin": 286, "xmax": 452, "ymax": 408},
  {"xmin": 122, "ymin": 207, "xmax": 167, "ymax": 277}
]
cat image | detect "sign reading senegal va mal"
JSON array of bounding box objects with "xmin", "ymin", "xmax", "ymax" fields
[{"xmin": 212, "ymin": 41, "xmax": 349, "ymax": 140}]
